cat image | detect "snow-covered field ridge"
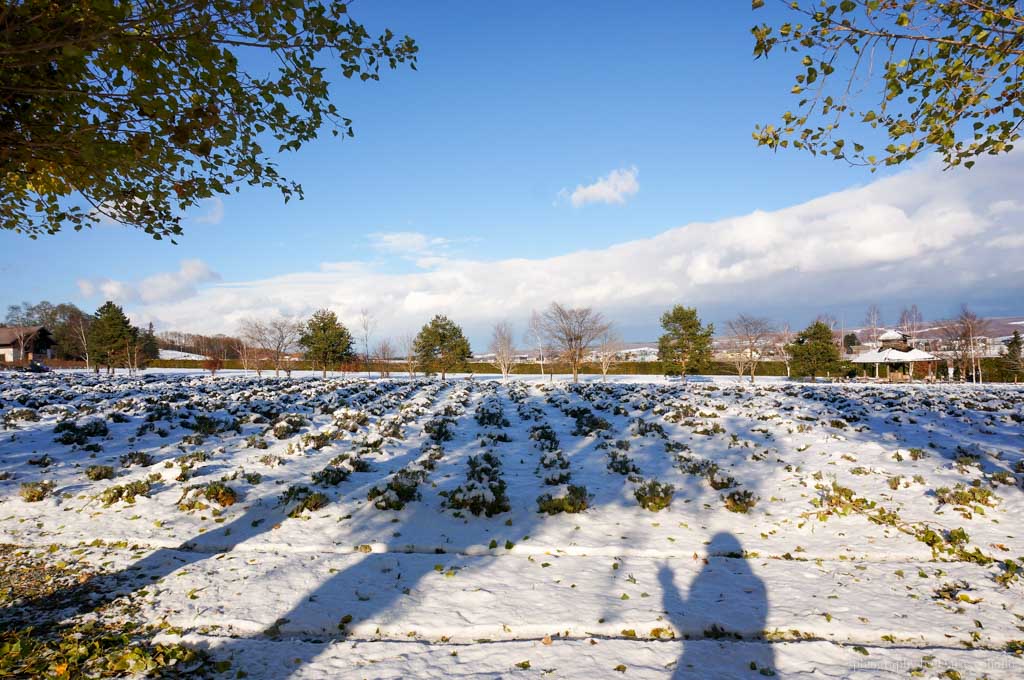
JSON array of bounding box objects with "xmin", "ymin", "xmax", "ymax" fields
[{"xmin": 2, "ymin": 373, "xmax": 1023, "ymax": 678}]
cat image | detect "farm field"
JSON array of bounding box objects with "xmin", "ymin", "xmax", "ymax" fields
[{"xmin": 1, "ymin": 372, "xmax": 1023, "ymax": 679}]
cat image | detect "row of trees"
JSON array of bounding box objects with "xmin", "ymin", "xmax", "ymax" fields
[
  {"xmin": 7, "ymin": 298, "xmax": 1021, "ymax": 382},
  {"xmin": 4, "ymin": 300, "xmax": 157, "ymax": 371}
]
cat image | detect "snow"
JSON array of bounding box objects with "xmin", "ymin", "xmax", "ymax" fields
[
  {"xmin": 158, "ymin": 349, "xmax": 209, "ymax": 360},
  {"xmin": 2, "ymin": 372, "xmax": 1023, "ymax": 678}
]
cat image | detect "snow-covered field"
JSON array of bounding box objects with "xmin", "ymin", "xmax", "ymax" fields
[{"xmin": 2, "ymin": 372, "xmax": 1023, "ymax": 678}]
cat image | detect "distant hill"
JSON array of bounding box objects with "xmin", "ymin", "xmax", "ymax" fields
[
  {"xmin": 158, "ymin": 349, "xmax": 208, "ymax": 361},
  {"xmin": 845, "ymin": 315, "xmax": 1024, "ymax": 341}
]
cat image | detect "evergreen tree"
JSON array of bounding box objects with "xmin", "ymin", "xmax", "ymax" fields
[
  {"xmin": 657, "ymin": 305, "xmax": 713, "ymax": 377},
  {"xmin": 413, "ymin": 315, "xmax": 472, "ymax": 380},
  {"xmin": 88, "ymin": 301, "xmax": 136, "ymax": 373},
  {"xmin": 787, "ymin": 321, "xmax": 841, "ymax": 379},
  {"xmin": 298, "ymin": 309, "xmax": 354, "ymax": 378},
  {"xmin": 1005, "ymin": 330, "xmax": 1023, "ymax": 382},
  {"xmin": 843, "ymin": 332, "xmax": 859, "ymax": 350},
  {"xmin": 140, "ymin": 322, "xmax": 160, "ymax": 362}
]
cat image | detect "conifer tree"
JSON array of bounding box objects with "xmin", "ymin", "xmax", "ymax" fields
[
  {"xmin": 413, "ymin": 315, "xmax": 471, "ymax": 379},
  {"xmin": 298, "ymin": 309, "xmax": 354, "ymax": 378},
  {"xmin": 1005, "ymin": 330, "xmax": 1023, "ymax": 382},
  {"xmin": 657, "ymin": 305, "xmax": 713, "ymax": 377},
  {"xmin": 787, "ymin": 321, "xmax": 841, "ymax": 379},
  {"xmin": 88, "ymin": 301, "xmax": 136, "ymax": 373}
]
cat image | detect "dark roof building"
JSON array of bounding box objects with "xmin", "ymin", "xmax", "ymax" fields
[{"xmin": 0, "ymin": 326, "xmax": 55, "ymax": 362}]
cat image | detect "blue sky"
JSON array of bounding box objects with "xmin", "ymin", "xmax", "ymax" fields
[{"xmin": 3, "ymin": 2, "xmax": 1022, "ymax": 346}]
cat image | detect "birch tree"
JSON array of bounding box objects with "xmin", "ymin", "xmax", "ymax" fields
[
  {"xmin": 358, "ymin": 308, "xmax": 376, "ymax": 378},
  {"xmin": 489, "ymin": 321, "xmax": 517, "ymax": 381},
  {"xmin": 772, "ymin": 324, "xmax": 794, "ymax": 378},
  {"xmin": 864, "ymin": 305, "xmax": 882, "ymax": 345},
  {"xmin": 527, "ymin": 310, "xmax": 550, "ymax": 378},
  {"xmin": 399, "ymin": 333, "xmax": 419, "ymax": 378},
  {"xmin": 898, "ymin": 305, "xmax": 924, "ymax": 344},
  {"xmin": 595, "ymin": 329, "xmax": 624, "ymax": 381}
]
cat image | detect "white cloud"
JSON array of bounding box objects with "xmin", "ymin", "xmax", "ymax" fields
[
  {"xmin": 369, "ymin": 231, "xmax": 444, "ymax": 254},
  {"xmin": 103, "ymin": 155, "xmax": 1024, "ymax": 345},
  {"xmin": 78, "ymin": 259, "xmax": 221, "ymax": 306},
  {"xmin": 194, "ymin": 198, "xmax": 225, "ymax": 225},
  {"xmin": 561, "ymin": 166, "xmax": 639, "ymax": 207}
]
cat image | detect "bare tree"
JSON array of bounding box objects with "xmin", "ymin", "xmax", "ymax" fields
[
  {"xmin": 898, "ymin": 304, "xmax": 924, "ymax": 345},
  {"xmin": 239, "ymin": 318, "xmax": 270, "ymax": 376},
  {"xmin": 358, "ymin": 308, "xmax": 376, "ymax": 378},
  {"xmin": 864, "ymin": 304, "xmax": 882, "ymax": 345},
  {"xmin": 373, "ymin": 338, "xmax": 396, "ymax": 378},
  {"xmin": 488, "ymin": 321, "xmax": 517, "ymax": 381},
  {"xmin": 939, "ymin": 305, "xmax": 990, "ymax": 383},
  {"xmin": 726, "ymin": 315, "xmax": 774, "ymax": 383},
  {"xmin": 256, "ymin": 318, "xmax": 303, "ymax": 377},
  {"xmin": 399, "ymin": 332, "xmax": 418, "ymax": 378},
  {"xmin": 71, "ymin": 313, "xmax": 92, "ymax": 369},
  {"xmin": 771, "ymin": 324, "xmax": 794, "ymax": 378},
  {"xmin": 538, "ymin": 302, "xmax": 610, "ymax": 383},
  {"xmin": 527, "ymin": 310, "xmax": 550, "ymax": 378},
  {"xmin": 594, "ymin": 328, "xmax": 624, "ymax": 381}
]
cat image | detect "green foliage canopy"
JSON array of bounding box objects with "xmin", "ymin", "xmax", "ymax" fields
[
  {"xmin": 752, "ymin": 0, "xmax": 1024, "ymax": 169},
  {"xmin": 88, "ymin": 301, "xmax": 137, "ymax": 370},
  {"xmin": 657, "ymin": 305, "xmax": 714, "ymax": 376},
  {"xmin": 298, "ymin": 309, "xmax": 353, "ymax": 377},
  {"xmin": 787, "ymin": 320, "xmax": 841, "ymax": 378},
  {"xmin": 413, "ymin": 315, "xmax": 472, "ymax": 379},
  {"xmin": 1, "ymin": 1, "xmax": 417, "ymax": 240},
  {"xmin": 1005, "ymin": 330, "xmax": 1023, "ymax": 378}
]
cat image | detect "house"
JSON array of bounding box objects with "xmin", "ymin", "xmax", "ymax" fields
[{"xmin": 0, "ymin": 326, "xmax": 55, "ymax": 362}]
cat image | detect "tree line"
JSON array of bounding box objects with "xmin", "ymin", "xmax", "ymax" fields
[
  {"xmin": 4, "ymin": 299, "xmax": 1022, "ymax": 383},
  {"xmin": 4, "ymin": 300, "xmax": 157, "ymax": 372}
]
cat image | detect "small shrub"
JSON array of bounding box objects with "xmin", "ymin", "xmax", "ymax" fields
[
  {"xmin": 312, "ymin": 466, "xmax": 350, "ymax": 487},
  {"xmin": 723, "ymin": 489, "xmax": 757, "ymax": 514},
  {"xmin": 202, "ymin": 481, "xmax": 237, "ymax": 507},
  {"xmin": 245, "ymin": 434, "xmax": 269, "ymax": 450},
  {"xmin": 634, "ymin": 479, "xmax": 675, "ymax": 512},
  {"xmin": 537, "ymin": 485, "xmax": 590, "ymax": 515},
  {"xmin": 936, "ymin": 483, "xmax": 996, "ymax": 508},
  {"xmin": 100, "ymin": 480, "xmax": 152, "ymax": 506},
  {"xmin": 20, "ymin": 481, "xmax": 55, "ymax": 502},
  {"xmin": 280, "ymin": 485, "xmax": 329, "ymax": 517},
  {"xmin": 367, "ymin": 469, "xmax": 426, "ymax": 510},
  {"xmin": 120, "ymin": 451, "xmax": 154, "ymax": 468},
  {"xmin": 85, "ymin": 465, "xmax": 115, "ymax": 481}
]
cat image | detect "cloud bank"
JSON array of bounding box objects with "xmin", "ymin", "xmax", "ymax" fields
[
  {"xmin": 78, "ymin": 259, "xmax": 221, "ymax": 306},
  {"xmin": 80, "ymin": 155, "xmax": 1024, "ymax": 345}
]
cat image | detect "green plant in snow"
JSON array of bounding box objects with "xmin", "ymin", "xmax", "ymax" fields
[
  {"xmin": 634, "ymin": 479, "xmax": 675, "ymax": 512},
  {"xmin": 100, "ymin": 480, "xmax": 152, "ymax": 506},
  {"xmin": 537, "ymin": 485, "xmax": 590, "ymax": 515},
  {"xmin": 85, "ymin": 465, "xmax": 115, "ymax": 481},
  {"xmin": 19, "ymin": 481, "xmax": 55, "ymax": 502},
  {"xmin": 723, "ymin": 489, "xmax": 758, "ymax": 513}
]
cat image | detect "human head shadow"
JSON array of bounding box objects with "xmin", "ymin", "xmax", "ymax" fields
[{"xmin": 659, "ymin": 532, "xmax": 776, "ymax": 679}]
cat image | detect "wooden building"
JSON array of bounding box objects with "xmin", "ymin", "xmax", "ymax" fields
[{"xmin": 0, "ymin": 326, "xmax": 55, "ymax": 362}]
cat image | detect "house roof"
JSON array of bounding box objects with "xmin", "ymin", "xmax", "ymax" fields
[
  {"xmin": 851, "ymin": 347, "xmax": 937, "ymax": 364},
  {"xmin": 0, "ymin": 325, "xmax": 48, "ymax": 345},
  {"xmin": 878, "ymin": 329, "xmax": 907, "ymax": 342}
]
